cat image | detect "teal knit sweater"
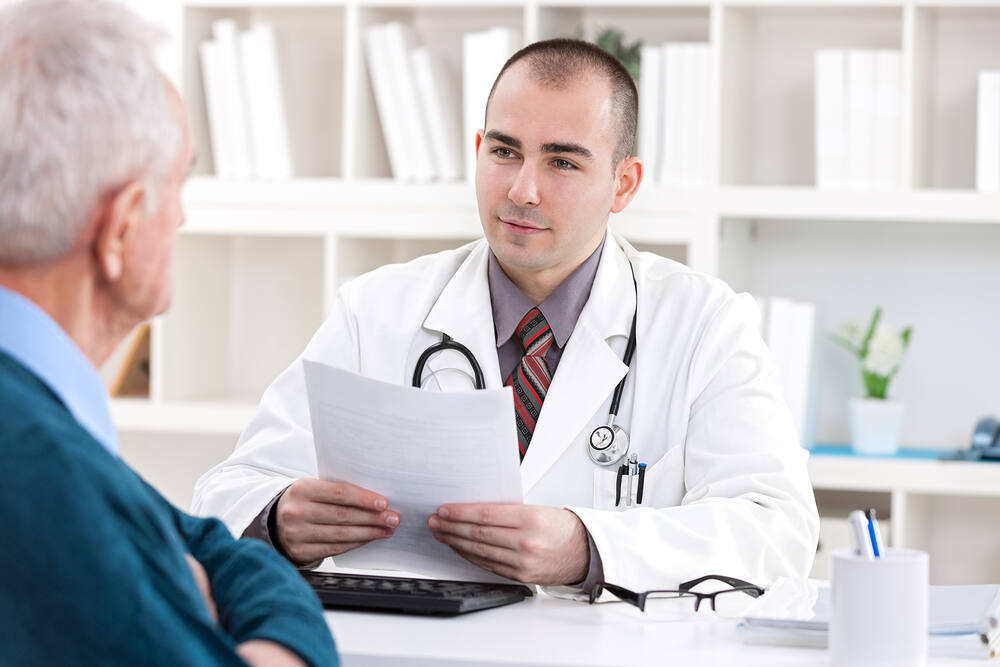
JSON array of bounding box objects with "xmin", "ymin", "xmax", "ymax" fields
[{"xmin": 0, "ymin": 351, "xmax": 338, "ymax": 666}]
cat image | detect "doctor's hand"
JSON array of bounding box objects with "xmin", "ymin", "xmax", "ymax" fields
[
  {"xmin": 428, "ymin": 504, "xmax": 589, "ymax": 585},
  {"xmin": 274, "ymin": 478, "xmax": 401, "ymax": 565}
]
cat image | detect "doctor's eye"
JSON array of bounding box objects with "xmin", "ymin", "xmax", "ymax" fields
[
  {"xmin": 491, "ymin": 147, "xmax": 517, "ymax": 160},
  {"xmin": 551, "ymin": 158, "xmax": 577, "ymax": 171}
]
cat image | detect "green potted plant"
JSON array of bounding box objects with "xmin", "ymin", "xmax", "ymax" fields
[{"xmin": 833, "ymin": 307, "xmax": 913, "ymax": 454}]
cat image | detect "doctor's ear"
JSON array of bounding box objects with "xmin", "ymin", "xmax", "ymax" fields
[
  {"xmin": 94, "ymin": 179, "xmax": 147, "ymax": 283},
  {"xmin": 610, "ymin": 157, "xmax": 643, "ymax": 214}
]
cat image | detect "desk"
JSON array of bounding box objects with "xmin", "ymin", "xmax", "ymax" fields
[{"xmin": 325, "ymin": 593, "xmax": 989, "ymax": 666}]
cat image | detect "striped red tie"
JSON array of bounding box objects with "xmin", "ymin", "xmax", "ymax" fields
[{"xmin": 506, "ymin": 308, "xmax": 553, "ymax": 460}]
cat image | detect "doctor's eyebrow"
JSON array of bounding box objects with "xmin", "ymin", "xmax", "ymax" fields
[
  {"xmin": 540, "ymin": 141, "xmax": 593, "ymax": 160},
  {"xmin": 484, "ymin": 130, "xmax": 522, "ymax": 149},
  {"xmin": 484, "ymin": 130, "xmax": 593, "ymax": 161}
]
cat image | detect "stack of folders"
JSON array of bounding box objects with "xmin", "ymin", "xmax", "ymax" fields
[
  {"xmin": 738, "ymin": 578, "xmax": 1000, "ymax": 659},
  {"xmin": 199, "ymin": 20, "xmax": 292, "ymax": 181},
  {"xmin": 364, "ymin": 22, "xmax": 519, "ymax": 183},
  {"xmin": 637, "ymin": 42, "xmax": 711, "ymax": 188},
  {"xmin": 977, "ymin": 71, "xmax": 1000, "ymax": 193},
  {"xmin": 814, "ymin": 49, "xmax": 901, "ymax": 191}
]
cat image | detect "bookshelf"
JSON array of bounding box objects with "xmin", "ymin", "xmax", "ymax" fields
[{"xmin": 114, "ymin": 1, "xmax": 999, "ymax": 568}]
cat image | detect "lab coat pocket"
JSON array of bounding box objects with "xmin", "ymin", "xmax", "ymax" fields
[{"xmin": 591, "ymin": 446, "xmax": 684, "ymax": 511}]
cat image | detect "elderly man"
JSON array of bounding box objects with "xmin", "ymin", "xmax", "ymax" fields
[
  {"xmin": 194, "ymin": 38, "xmax": 818, "ymax": 595},
  {"xmin": 0, "ymin": 1, "xmax": 336, "ymax": 665}
]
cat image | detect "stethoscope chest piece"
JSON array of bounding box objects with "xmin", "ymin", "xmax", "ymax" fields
[{"xmin": 589, "ymin": 424, "xmax": 630, "ymax": 466}]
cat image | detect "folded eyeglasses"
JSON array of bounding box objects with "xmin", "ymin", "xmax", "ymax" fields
[{"xmin": 588, "ymin": 574, "xmax": 765, "ymax": 613}]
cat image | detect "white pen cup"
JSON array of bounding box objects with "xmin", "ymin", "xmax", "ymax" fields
[{"xmin": 829, "ymin": 548, "xmax": 929, "ymax": 667}]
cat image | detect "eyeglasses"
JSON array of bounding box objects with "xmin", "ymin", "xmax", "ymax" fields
[{"xmin": 588, "ymin": 574, "xmax": 765, "ymax": 613}]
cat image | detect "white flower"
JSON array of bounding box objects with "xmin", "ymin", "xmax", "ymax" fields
[
  {"xmin": 863, "ymin": 325, "xmax": 905, "ymax": 377},
  {"xmin": 836, "ymin": 321, "xmax": 866, "ymax": 351}
]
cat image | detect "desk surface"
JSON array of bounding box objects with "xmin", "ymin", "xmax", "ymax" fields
[{"xmin": 325, "ymin": 592, "xmax": 989, "ymax": 667}]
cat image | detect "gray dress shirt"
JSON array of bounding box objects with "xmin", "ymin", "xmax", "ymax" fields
[{"xmin": 246, "ymin": 236, "xmax": 608, "ymax": 591}]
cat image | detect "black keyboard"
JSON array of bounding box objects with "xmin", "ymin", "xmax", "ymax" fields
[{"xmin": 300, "ymin": 571, "xmax": 533, "ymax": 615}]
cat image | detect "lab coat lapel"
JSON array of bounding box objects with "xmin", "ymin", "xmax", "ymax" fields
[
  {"xmin": 421, "ymin": 240, "xmax": 504, "ymax": 392},
  {"xmin": 520, "ymin": 235, "xmax": 637, "ymax": 496}
]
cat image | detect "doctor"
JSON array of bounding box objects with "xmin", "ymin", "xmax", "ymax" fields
[{"xmin": 193, "ymin": 39, "xmax": 819, "ymax": 593}]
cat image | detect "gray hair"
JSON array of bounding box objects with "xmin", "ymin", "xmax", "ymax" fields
[{"xmin": 0, "ymin": 0, "xmax": 181, "ymax": 266}]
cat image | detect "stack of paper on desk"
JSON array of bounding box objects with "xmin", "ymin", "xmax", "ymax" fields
[
  {"xmin": 739, "ymin": 578, "xmax": 1000, "ymax": 659},
  {"xmin": 303, "ymin": 360, "xmax": 521, "ymax": 584}
]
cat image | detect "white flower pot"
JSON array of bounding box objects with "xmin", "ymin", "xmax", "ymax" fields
[{"xmin": 849, "ymin": 398, "xmax": 904, "ymax": 455}]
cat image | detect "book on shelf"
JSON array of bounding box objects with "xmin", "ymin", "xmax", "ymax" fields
[
  {"xmin": 463, "ymin": 27, "xmax": 521, "ymax": 182},
  {"xmin": 814, "ymin": 49, "xmax": 901, "ymax": 191},
  {"xmin": 977, "ymin": 71, "xmax": 1000, "ymax": 193},
  {"xmin": 652, "ymin": 42, "xmax": 710, "ymax": 189},
  {"xmin": 200, "ymin": 19, "xmax": 292, "ymax": 181},
  {"xmin": 638, "ymin": 45, "xmax": 663, "ymax": 181},
  {"xmin": 410, "ymin": 47, "xmax": 464, "ymax": 182},
  {"xmin": 365, "ymin": 23, "xmax": 468, "ymax": 183},
  {"xmin": 846, "ymin": 50, "xmax": 874, "ymax": 190},
  {"xmin": 815, "ymin": 50, "xmax": 847, "ymax": 190},
  {"xmin": 873, "ymin": 50, "xmax": 901, "ymax": 190},
  {"xmin": 209, "ymin": 19, "xmax": 254, "ymax": 180},
  {"xmin": 239, "ymin": 24, "xmax": 292, "ymax": 181},
  {"xmin": 380, "ymin": 22, "xmax": 437, "ymax": 183},
  {"xmin": 756, "ymin": 296, "xmax": 816, "ymax": 448},
  {"xmin": 364, "ymin": 23, "xmax": 413, "ymax": 182},
  {"xmin": 739, "ymin": 577, "xmax": 1000, "ymax": 660}
]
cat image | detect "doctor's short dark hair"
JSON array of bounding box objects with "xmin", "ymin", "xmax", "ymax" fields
[{"xmin": 484, "ymin": 38, "xmax": 639, "ymax": 170}]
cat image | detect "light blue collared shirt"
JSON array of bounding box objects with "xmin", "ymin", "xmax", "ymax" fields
[{"xmin": 0, "ymin": 285, "xmax": 118, "ymax": 456}]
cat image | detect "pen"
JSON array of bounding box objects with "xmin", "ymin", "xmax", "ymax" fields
[
  {"xmin": 615, "ymin": 465, "xmax": 624, "ymax": 506},
  {"xmin": 626, "ymin": 454, "xmax": 637, "ymax": 506},
  {"xmin": 866, "ymin": 508, "xmax": 884, "ymax": 558},
  {"xmin": 636, "ymin": 463, "xmax": 646, "ymax": 504},
  {"xmin": 848, "ymin": 510, "xmax": 875, "ymax": 559}
]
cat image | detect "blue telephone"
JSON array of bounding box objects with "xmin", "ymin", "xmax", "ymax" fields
[{"xmin": 970, "ymin": 416, "xmax": 1000, "ymax": 460}]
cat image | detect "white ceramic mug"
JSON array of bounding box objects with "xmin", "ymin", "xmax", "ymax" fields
[{"xmin": 829, "ymin": 547, "xmax": 929, "ymax": 667}]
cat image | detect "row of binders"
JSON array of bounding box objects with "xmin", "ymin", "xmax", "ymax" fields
[
  {"xmin": 200, "ymin": 20, "xmax": 293, "ymax": 181},
  {"xmin": 814, "ymin": 49, "xmax": 902, "ymax": 191},
  {"xmin": 977, "ymin": 71, "xmax": 1000, "ymax": 193},
  {"xmin": 638, "ymin": 43, "xmax": 711, "ymax": 189},
  {"xmin": 365, "ymin": 23, "xmax": 520, "ymax": 183}
]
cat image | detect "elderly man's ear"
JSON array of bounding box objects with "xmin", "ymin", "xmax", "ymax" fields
[{"xmin": 94, "ymin": 180, "xmax": 147, "ymax": 282}]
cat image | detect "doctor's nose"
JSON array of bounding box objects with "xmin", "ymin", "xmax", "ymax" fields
[{"xmin": 508, "ymin": 164, "xmax": 540, "ymax": 208}]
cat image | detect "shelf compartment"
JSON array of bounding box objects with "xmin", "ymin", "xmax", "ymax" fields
[
  {"xmin": 720, "ymin": 216, "xmax": 1000, "ymax": 450},
  {"xmin": 181, "ymin": 4, "xmax": 346, "ymax": 179},
  {"xmin": 910, "ymin": 6, "xmax": 1000, "ymax": 189},
  {"xmin": 347, "ymin": 4, "xmax": 525, "ymax": 180},
  {"xmin": 719, "ymin": 6, "xmax": 903, "ymax": 187},
  {"xmin": 159, "ymin": 234, "xmax": 326, "ymax": 404}
]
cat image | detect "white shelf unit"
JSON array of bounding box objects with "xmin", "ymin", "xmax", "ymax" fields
[
  {"xmin": 808, "ymin": 455, "xmax": 1000, "ymax": 584},
  {"xmin": 111, "ymin": 2, "xmax": 1000, "ymax": 536}
]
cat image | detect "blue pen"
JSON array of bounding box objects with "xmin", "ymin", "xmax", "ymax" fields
[{"xmin": 865, "ymin": 508, "xmax": 884, "ymax": 558}]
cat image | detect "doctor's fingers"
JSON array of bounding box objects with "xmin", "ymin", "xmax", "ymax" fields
[
  {"xmin": 293, "ymin": 523, "xmax": 395, "ymax": 545},
  {"xmin": 436, "ymin": 533, "xmax": 520, "ymax": 570},
  {"xmin": 429, "ymin": 516, "xmax": 522, "ymax": 550},
  {"xmin": 301, "ymin": 502, "xmax": 400, "ymax": 528},
  {"xmin": 288, "ymin": 541, "xmax": 371, "ymax": 562},
  {"xmin": 293, "ymin": 478, "xmax": 389, "ymax": 512}
]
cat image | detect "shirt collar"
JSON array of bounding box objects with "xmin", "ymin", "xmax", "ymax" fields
[
  {"xmin": 0, "ymin": 285, "xmax": 118, "ymax": 456},
  {"xmin": 488, "ymin": 234, "xmax": 606, "ymax": 350}
]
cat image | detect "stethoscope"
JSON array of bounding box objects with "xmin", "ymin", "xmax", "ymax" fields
[{"xmin": 411, "ymin": 265, "xmax": 638, "ymax": 469}]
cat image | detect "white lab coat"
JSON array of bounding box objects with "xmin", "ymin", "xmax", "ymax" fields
[{"xmin": 192, "ymin": 233, "xmax": 819, "ymax": 593}]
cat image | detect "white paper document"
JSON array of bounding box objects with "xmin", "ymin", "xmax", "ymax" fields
[{"xmin": 303, "ymin": 360, "xmax": 522, "ymax": 583}]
